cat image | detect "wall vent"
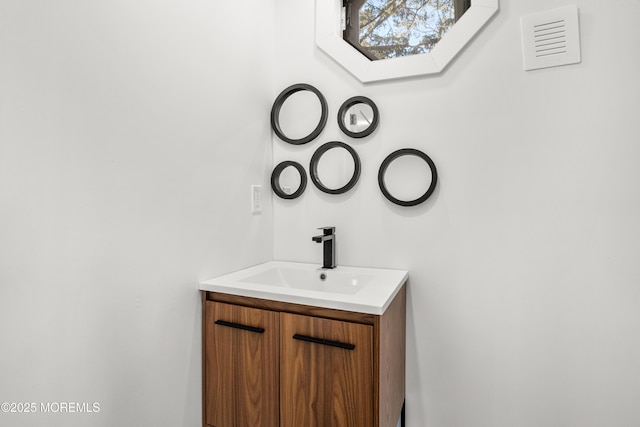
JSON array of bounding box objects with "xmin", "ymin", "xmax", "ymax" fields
[{"xmin": 521, "ymin": 5, "xmax": 581, "ymax": 71}]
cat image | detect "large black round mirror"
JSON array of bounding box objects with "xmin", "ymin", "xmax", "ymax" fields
[
  {"xmin": 378, "ymin": 148, "xmax": 437, "ymax": 206},
  {"xmin": 310, "ymin": 142, "xmax": 361, "ymax": 195},
  {"xmin": 270, "ymin": 83, "xmax": 328, "ymax": 145},
  {"xmin": 271, "ymin": 161, "xmax": 307, "ymax": 199},
  {"xmin": 337, "ymin": 96, "xmax": 379, "ymax": 138}
]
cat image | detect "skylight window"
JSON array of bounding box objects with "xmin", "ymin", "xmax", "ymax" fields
[{"xmin": 343, "ymin": 0, "xmax": 471, "ymax": 60}]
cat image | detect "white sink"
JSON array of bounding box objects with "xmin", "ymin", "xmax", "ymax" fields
[
  {"xmin": 199, "ymin": 261, "xmax": 408, "ymax": 315},
  {"xmin": 240, "ymin": 266, "xmax": 371, "ymax": 295}
]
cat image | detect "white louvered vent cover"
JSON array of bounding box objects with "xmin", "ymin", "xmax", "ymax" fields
[{"xmin": 521, "ymin": 4, "xmax": 581, "ymax": 71}]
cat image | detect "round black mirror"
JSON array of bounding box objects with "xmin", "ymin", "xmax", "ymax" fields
[
  {"xmin": 271, "ymin": 83, "xmax": 328, "ymax": 145},
  {"xmin": 271, "ymin": 161, "xmax": 307, "ymax": 199},
  {"xmin": 378, "ymin": 148, "xmax": 437, "ymax": 206},
  {"xmin": 337, "ymin": 96, "xmax": 379, "ymax": 138},
  {"xmin": 310, "ymin": 142, "xmax": 361, "ymax": 195}
]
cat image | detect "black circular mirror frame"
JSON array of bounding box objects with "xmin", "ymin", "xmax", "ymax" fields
[
  {"xmin": 271, "ymin": 161, "xmax": 307, "ymax": 199},
  {"xmin": 378, "ymin": 148, "xmax": 438, "ymax": 207},
  {"xmin": 270, "ymin": 83, "xmax": 328, "ymax": 145},
  {"xmin": 271, "ymin": 86, "xmax": 438, "ymax": 205},
  {"xmin": 310, "ymin": 141, "xmax": 361, "ymax": 195},
  {"xmin": 337, "ymin": 96, "xmax": 379, "ymax": 138}
]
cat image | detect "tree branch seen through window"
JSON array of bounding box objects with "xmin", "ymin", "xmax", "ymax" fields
[{"xmin": 343, "ymin": 0, "xmax": 471, "ymax": 60}]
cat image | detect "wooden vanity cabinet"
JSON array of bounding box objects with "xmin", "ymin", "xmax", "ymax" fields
[
  {"xmin": 280, "ymin": 312, "xmax": 374, "ymax": 427},
  {"xmin": 203, "ymin": 302, "xmax": 279, "ymax": 427},
  {"xmin": 202, "ymin": 286, "xmax": 406, "ymax": 427}
]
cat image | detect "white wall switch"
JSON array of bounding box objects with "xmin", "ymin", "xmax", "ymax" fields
[{"xmin": 251, "ymin": 185, "xmax": 262, "ymax": 213}]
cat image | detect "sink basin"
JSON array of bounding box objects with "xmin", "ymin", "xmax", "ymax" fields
[
  {"xmin": 240, "ymin": 266, "xmax": 371, "ymax": 295},
  {"xmin": 199, "ymin": 261, "xmax": 408, "ymax": 315}
]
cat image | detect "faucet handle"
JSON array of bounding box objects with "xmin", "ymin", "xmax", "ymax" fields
[{"xmin": 317, "ymin": 226, "xmax": 335, "ymax": 235}]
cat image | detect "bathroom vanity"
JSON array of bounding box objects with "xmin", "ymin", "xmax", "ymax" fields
[{"xmin": 200, "ymin": 261, "xmax": 408, "ymax": 427}]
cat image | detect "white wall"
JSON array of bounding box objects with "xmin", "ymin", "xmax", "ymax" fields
[
  {"xmin": 3, "ymin": 1, "xmax": 639, "ymax": 426},
  {"xmin": 273, "ymin": 1, "xmax": 640, "ymax": 426},
  {"xmin": 0, "ymin": 1, "xmax": 274, "ymax": 426}
]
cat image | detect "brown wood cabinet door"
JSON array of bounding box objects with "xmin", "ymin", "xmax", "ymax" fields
[
  {"xmin": 280, "ymin": 312, "xmax": 374, "ymax": 427},
  {"xmin": 204, "ymin": 301, "xmax": 279, "ymax": 427}
]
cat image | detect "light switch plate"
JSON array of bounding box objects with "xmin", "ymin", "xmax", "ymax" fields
[{"xmin": 251, "ymin": 185, "xmax": 262, "ymax": 214}]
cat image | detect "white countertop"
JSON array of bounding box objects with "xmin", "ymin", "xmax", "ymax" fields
[{"xmin": 199, "ymin": 261, "xmax": 408, "ymax": 315}]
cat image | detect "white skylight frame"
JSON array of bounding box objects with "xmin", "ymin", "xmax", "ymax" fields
[{"xmin": 315, "ymin": 0, "xmax": 499, "ymax": 83}]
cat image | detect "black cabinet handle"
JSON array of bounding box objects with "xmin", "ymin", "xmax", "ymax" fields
[
  {"xmin": 292, "ymin": 334, "xmax": 355, "ymax": 350},
  {"xmin": 214, "ymin": 320, "xmax": 265, "ymax": 334}
]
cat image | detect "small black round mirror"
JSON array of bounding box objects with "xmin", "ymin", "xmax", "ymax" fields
[
  {"xmin": 271, "ymin": 161, "xmax": 307, "ymax": 199},
  {"xmin": 378, "ymin": 148, "xmax": 437, "ymax": 206},
  {"xmin": 337, "ymin": 96, "xmax": 379, "ymax": 138},
  {"xmin": 310, "ymin": 142, "xmax": 361, "ymax": 195},
  {"xmin": 271, "ymin": 83, "xmax": 328, "ymax": 145}
]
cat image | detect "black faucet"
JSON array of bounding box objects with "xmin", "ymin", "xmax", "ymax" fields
[{"xmin": 312, "ymin": 227, "xmax": 336, "ymax": 269}]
